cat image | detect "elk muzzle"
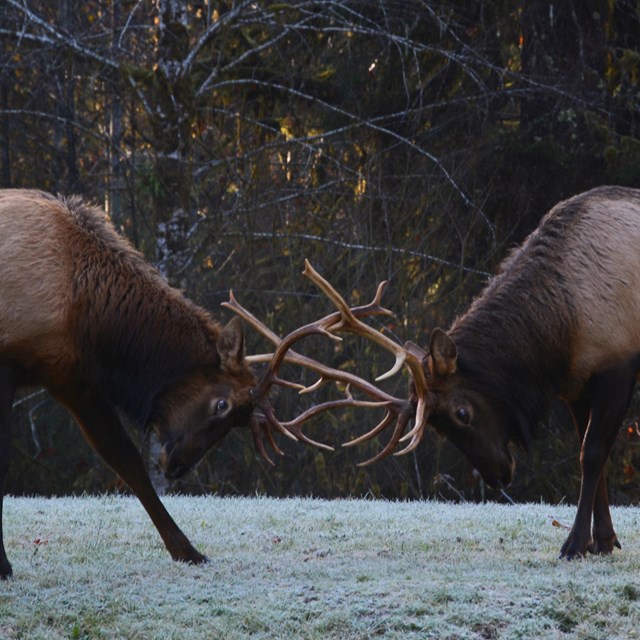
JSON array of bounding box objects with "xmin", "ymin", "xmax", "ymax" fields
[
  {"xmin": 473, "ymin": 445, "xmax": 515, "ymax": 489},
  {"xmin": 158, "ymin": 421, "xmax": 234, "ymax": 480},
  {"xmin": 158, "ymin": 437, "xmax": 192, "ymax": 480}
]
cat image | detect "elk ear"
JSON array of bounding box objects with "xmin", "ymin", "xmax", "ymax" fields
[
  {"xmin": 429, "ymin": 328, "xmax": 457, "ymax": 377},
  {"xmin": 217, "ymin": 317, "xmax": 246, "ymax": 371}
]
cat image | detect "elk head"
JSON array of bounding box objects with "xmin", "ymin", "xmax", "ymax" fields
[
  {"xmin": 421, "ymin": 328, "xmax": 516, "ymax": 488},
  {"xmin": 154, "ymin": 317, "xmax": 257, "ymax": 479}
]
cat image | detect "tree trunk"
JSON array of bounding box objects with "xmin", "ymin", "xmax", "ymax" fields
[
  {"xmin": 55, "ymin": 0, "xmax": 79, "ymax": 192},
  {"xmin": 152, "ymin": 0, "xmax": 195, "ymax": 287},
  {"xmin": 147, "ymin": 0, "xmax": 199, "ymax": 493},
  {"xmin": 520, "ymin": 0, "xmax": 606, "ymax": 139},
  {"xmin": 106, "ymin": 0, "xmax": 125, "ymax": 227}
]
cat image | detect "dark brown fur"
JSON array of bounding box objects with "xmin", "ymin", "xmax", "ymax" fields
[
  {"xmin": 0, "ymin": 190, "xmax": 256, "ymax": 577},
  {"xmin": 425, "ymin": 186, "xmax": 640, "ymax": 559}
]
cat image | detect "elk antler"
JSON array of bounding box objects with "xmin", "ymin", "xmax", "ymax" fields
[
  {"xmin": 223, "ymin": 261, "xmax": 434, "ymax": 466},
  {"xmin": 300, "ymin": 261, "xmax": 434, "ymax": 464},
  {"xmin": 223, "ymin": 290, "xmax": 403, "ymax": 464}
]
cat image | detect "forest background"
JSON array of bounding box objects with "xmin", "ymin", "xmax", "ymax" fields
[{"xmin": 2, "ymin": 0, "xmax": 640, "ymax": 505}]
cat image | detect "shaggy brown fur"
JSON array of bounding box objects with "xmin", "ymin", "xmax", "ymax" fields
[
  {"xmin": 425, "ymin": 186, "xmax": 640, "ymax": 559},
  {"xmin": 0, "ymin": 190, "xmax": 256, "ymax": 578}
]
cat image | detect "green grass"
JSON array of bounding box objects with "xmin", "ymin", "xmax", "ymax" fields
[{"xmin": 1, "ymin": 496, "xmax": 640, "ymax": 638}]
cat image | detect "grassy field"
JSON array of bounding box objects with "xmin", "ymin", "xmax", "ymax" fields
[{"xmin": 0, "ymin": 496, "xmax": 639, "ymax": 639}]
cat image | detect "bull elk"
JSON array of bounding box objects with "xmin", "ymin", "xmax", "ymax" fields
[
  {"xmin": 266, "ymin": 187, "xmax": 640, "ymax": 559},
  {"xmin": 417, "ymin": 185, "xmax": 640, "ymax": 559},
  {"xmin": 241, "ymin": 186, "xmax": 640, "ymax": 561},
  {"xmin": 0, "ymin": 189, "xmax": 362, "ymax": 578}
]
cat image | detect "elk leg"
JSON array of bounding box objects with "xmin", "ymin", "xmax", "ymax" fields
[
  {"xmin": 591, "ymin": 470, "xmax": 619, "ymax": 554},
  {"xmin": 566, "ymin": 393, "xmax": 619, "ymax": 555},
  {"xmin": 0, "ymin": 367, "xmax": 14, "ymax": 579},
  {"xmin": 560, "ymin": 362, "xmax": 637, "ymax": 559},
  {"xmin": 59, "ymin": 384, "xmax": 207, "ymax": 565}
]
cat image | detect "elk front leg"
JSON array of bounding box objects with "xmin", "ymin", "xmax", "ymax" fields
[
  {"xmin": 561, "ymin": 363, "xmax": 636, "ymax": 559},
  {"xmin": 59, "ymin": 384, "xmax": 207, "ymax": 565},
  {"xmin": 0, "ymin": 368, "xmax": 15, "ymax": 579}
]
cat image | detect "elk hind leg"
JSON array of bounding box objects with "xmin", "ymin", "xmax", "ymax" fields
[
  {"xmin": 590, "ymin": 358, "xmax": 640, "ymax": 553},
  {"xmin": 0, "ymin": 368, "xmax": 15, "ymax": 579},
  {"xmin": 562, "ymin": 361, "xmax": 637, "ymax": 558},
  {"xmin": 567, "ymin": 394, "xmax": 618, "ymax": 554}
]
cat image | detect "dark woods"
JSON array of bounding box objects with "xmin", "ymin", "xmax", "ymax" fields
[{"xmin": 2, "ymin": 1, "xmax": 640, "ymax": 505}]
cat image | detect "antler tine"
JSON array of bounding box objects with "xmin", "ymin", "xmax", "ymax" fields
[
  {"xmin": 249, "ymin": 415, "xmax": 284, "ymax": 466},
  {"xmin": 302, "ymin": 261, "xmax": 408, "ymax": 382},
  {"xmin": 224, "ymin": 292, "xmax": 402, "ymax": 403},
  {"xmin": 282, "ymin": 396, "xmax": 390, "ymax": 451},
  {"xmin": 223, "ymin": 290, "xmax": 281, "ymax": 345},
  {"xmin": 342, "ymin": 411, "xmax": 396, "ymax": 448},
  {"xmin": 355, "ymin": 412, "xmax": 414, "ymax": 467},
  {"xmin": 342, "ymin": 396, "xmax": 431, "ymax": 465},
  {"xmin": 224, "ymin": 289, "xmax": 394, "ymax": 353}
]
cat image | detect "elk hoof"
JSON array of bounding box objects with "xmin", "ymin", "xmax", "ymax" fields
[
  {"xmin": 559, "ymin": 549, "xmax": 587, "ymax": 561},
  {"xmin": 171, "ymin": 544, "xmax": 208, "ymax": 566},
  {"xmin": 188, "ymin": 552, "xmax": 209, "ymax": 566},
  {"xmin": 0, "ymin": 558, "xmax": 13, "ymax": 580},
  {"xmin": 182, "ymin": 549, "xmax": 209, "ymax": 565},
  {"xmin": 592, "ymin": 534, "xmax": 622, "ymax": 555},
  {"xmin": 559, "ymin": 532, "xmax": 593, "ymax": 560}
]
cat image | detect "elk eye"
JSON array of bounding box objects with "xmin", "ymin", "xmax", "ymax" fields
[
  {"xmin": 213, "ymin": 399, "xmax": 229, "ymax": 415},
  {"xmin": 455, "ymin": 407, "xmax": 471, "ymax": 425}
]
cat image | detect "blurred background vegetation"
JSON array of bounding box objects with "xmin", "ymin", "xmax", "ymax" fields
[{"xmin": 2, "ymin": 0, "xmax": 640, "ymax": 505}]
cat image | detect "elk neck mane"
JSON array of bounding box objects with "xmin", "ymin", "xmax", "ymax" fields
[
  {"xmin": 448, "ymin": 199, "xmax": 581, "ymax": 447},
  {"xmin": 61, "ymin": 195, "xmax": 223, "ymax": 427}
]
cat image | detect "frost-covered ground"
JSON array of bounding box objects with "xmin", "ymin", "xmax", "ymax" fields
[{"xmin": 0, "ymin": 496, "xmax": 639, "ymax": 639}]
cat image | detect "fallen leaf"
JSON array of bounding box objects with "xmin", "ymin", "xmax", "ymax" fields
[{"xmin": 548, "ymin": 516, "xmax": 571, "ymax": 530}]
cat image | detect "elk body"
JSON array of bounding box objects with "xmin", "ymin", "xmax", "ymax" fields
[
  {"xmin": 0, "ymin": 189, "xmax": 257, "ymax": 578},
  {"xmin": 421, "ymin": 185, "xmax": 640, "ymax": 559}
]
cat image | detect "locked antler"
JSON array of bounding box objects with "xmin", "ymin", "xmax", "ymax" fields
[
  {"xmin": 223, "ymin": 289, "xmax": 401, "ymax": 464},
  {"xmin": 300, "ymin": 261, "xmax": 434, "ymax": 464},
  {"xmin": 223, "ymin": 260, "xmax": 434, "ymax": 466}
]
